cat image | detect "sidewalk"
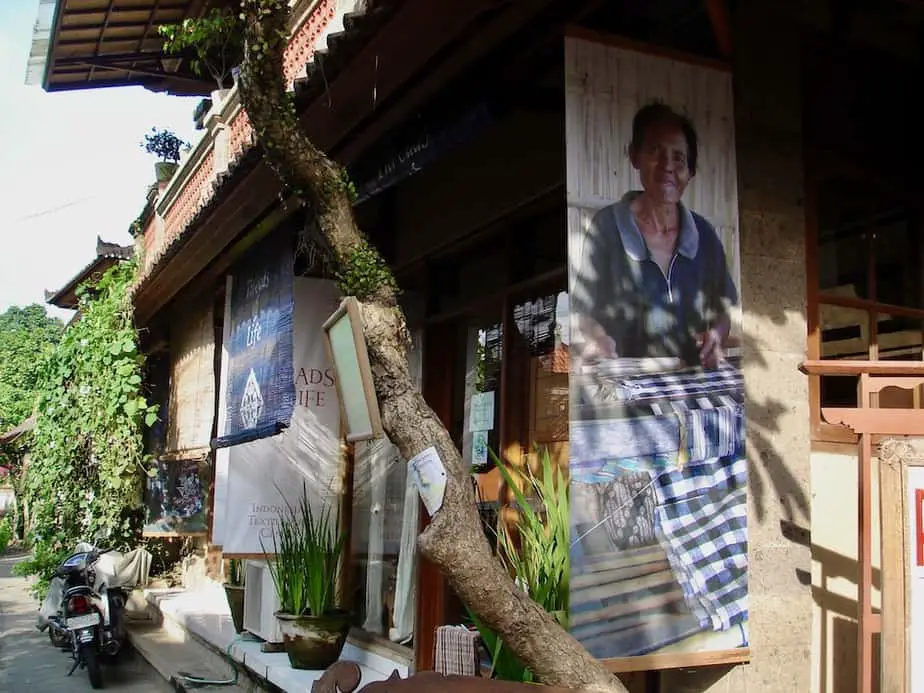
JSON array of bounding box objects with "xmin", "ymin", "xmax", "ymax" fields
[
  {"xmin": 128, "ymin": 580, "xmax": 410, "ymax": 693},
  {"xmin": 0, "ymin": 551, "xmax": 170, "ymax": 693}
]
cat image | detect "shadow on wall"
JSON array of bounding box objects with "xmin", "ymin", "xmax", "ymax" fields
[
  {"xmin": 812, "ymin": 541, "xmax": 882, "ymax": 693},
  {"xmin": 738, "ymin": 328, "xmax": 810, "ymax": 525},
  {"xmin": 569, "ymin": 225, "xmax": 811, "ymax": 529}
]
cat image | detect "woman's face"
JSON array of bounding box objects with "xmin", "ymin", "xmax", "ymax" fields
[{"xmin": 631, "ymin": 121, "xmax": 692, "ymax": 205}]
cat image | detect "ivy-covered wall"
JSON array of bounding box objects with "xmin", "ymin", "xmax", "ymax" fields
[{"xmin": 16, "ymin": 261, "xmax": 159, "ymax": 597}]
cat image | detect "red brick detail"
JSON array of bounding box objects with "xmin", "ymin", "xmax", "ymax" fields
[
  {"xmin": 140, "ymin": 0, "xmax": 338, "ymax": 281},
  {"xmin": 283, "ymin": 0, "xmax": 337, "ymax": 85},
  {"xmin": 161, "ymin": 148, "xmax": 216, "ymax": 252},
  {"xmin": 228, "ymin": 108, "xmax": 254, "ymax": 162}
]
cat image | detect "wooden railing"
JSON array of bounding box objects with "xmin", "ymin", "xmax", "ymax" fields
[{"xmin": 799, "ymin": 359, "xmax": 924, "ymax": 693}]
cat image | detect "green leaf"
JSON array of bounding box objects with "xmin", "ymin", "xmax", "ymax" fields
[{"xmin": 145, "ymin": 411, "xmax": 158, "ymax": 427}]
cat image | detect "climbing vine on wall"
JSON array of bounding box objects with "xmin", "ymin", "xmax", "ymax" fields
[{"xmin": 16, "ymin": 261, "xmax": 159, "ymax": 596}]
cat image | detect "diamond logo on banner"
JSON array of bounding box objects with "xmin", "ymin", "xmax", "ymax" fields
[{"xmin": 240, "ymin": 369, "xmax": 264, "ymax": 429}]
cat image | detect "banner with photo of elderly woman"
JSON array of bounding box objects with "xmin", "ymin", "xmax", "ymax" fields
[{"xmin": 566, "ymin": 32, "xmax": 747, "ymax": 664}]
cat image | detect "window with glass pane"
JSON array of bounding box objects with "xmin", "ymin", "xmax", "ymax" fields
[
  {"xmin": 509, "ymin": 289, "xmax": 570, "ymax": 473},
  {"xmin": 349, "ymin": 439, "xmax": 417, "ymax": 645},
  {"xmin": 347, "ymin": 331, "xmax": 422, "ymax": 646}
]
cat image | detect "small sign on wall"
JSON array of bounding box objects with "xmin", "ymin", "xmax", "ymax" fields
[{"xmin": 323, "ymin": 297, "xmax": 383, "ymax": 442}]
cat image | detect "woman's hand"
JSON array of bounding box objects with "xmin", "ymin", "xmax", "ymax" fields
[
  {"xmin": 579, "ymin": 316, "xmax": 617, "ymax": 361},
  {"xmin": 697, "ymin": 328, "xmax": 725, "ymax": 369}
]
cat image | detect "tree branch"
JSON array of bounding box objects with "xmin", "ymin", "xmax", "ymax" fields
[{"xmin": 236, "ymin": 2, "xmax": 626, "ymax": 690}]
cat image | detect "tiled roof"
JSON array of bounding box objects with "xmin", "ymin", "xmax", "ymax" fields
[
  {"xmin": 45, "ymin": 236, "xmax": 134, "ymax": 309},
  {"xmin": 132, "ymin": 0, "xmax": 401, "ymax": 302}
]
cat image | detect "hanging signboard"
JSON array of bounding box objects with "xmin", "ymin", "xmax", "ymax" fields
[
  {"xmin": 565, "ymin": 30, "xmax": 746, "ymax": 667},
  {"xmin": 143, "ymin": 458, "xmax": 210, "ymax": 536},
  {"xmin": 323, "ymin": 297, "xmax": 383, "ymax": 442},
  {"xmin": 213, "ymin": 234, "xmax": 295, "ymax": 449},
  {"xmin": 348, "ymin": 103, "xmax": 494, "ymax": 204},
  {"xmin": 213, "ymin": 277, "xmax": 343, "ymax": 555}
]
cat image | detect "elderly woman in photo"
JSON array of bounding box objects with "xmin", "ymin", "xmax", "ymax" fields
[
  {"xmin": 576, "ymin": 102, "xmax": 738, "ymax": 369},
  {"xmin": 568, "ymin": 103, "xmax": 748, "ymax": 658}
]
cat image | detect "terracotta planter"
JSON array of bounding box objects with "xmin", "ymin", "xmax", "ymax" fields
[
  {"xmin": 223, "ymin": 584, "xmax": 245, "ymax": 634},
  {"xmin": 275, "ymin": 610, "xmax": 350, "ymax": 670}
]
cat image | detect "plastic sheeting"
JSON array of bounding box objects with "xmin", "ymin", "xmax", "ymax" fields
[
  {"xmin": 38, "ymin": 545, "xmax": 152, "ymax": 629},
  {"xmin": 352, "ymin": 330, "xmax": 422, "ymax": 643},
  {"xmin": 212, "ymin": 277, "xmax": 343, "ymax": 554}
]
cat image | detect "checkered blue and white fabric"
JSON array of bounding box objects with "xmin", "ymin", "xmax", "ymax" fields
[
  {"xmin": 652, "ymin": 454, "xmax": 748, "ymax": 632},
  {"xmin": 608, "ymin": 362, "xmax": 743, "ymax": 404}
]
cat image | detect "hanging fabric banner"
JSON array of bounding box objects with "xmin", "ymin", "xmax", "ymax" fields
[
  {"xmin": 164, "ymin": 297, "xmax": 215, "ymax": 459},
  {"xmin": 213, "ymin": 234, "xmax": 295, "ymax": 449},
  {"xmin": 566, "ymin": 33, "xmax": 748, "ymax": 664}
]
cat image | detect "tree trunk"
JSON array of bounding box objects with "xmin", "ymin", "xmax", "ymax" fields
[{"xmin": 237, "ymin": 3, "xmax": 626, "ymax": 691}]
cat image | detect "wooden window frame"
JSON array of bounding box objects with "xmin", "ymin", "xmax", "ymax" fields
[{"xmin": 805, "ymin": 150, "xmax": 924, "ymax": 443}]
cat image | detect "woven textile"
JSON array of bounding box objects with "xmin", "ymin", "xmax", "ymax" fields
[
  {"xmin": 434, "ymin": 625, "xmax": 480, "ymax": 677},
  {"xmin": 653, "ymin": 455, "xmax": 748, "ymax": 632},
  {"xmin": 601, "ymin": 361, "xmax": 743, "ymax": 404}
]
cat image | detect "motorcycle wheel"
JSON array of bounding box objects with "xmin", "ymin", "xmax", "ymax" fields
[{"xmin": 81, "ymin": 644, "xmax": 103, "ymax": 689}]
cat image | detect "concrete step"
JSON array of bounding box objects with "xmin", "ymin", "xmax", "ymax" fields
[{"xmin": 126, "ymin": 620, "xmax": 268, "ymax": 693}]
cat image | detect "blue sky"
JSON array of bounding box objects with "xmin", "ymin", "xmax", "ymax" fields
[{"xmin": 0, "ymin": 0, "xmax": 200, "ymax": 319}]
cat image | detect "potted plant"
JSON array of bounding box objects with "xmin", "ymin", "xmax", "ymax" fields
[
  {"xmin": 469, "ymin": 446, "xmax": 570, "ymax": 682},
  {"xmin": 159, "ymin": 8, "xmax": 244, "ymax": 105},
  {"xmin": 142, "ymin": 127, "xmax": 189, "ymax": 182},
  {"xmin": 264, "ymin": 485, "xmax": 349, "ymax": 670},
  {"xmin": 223, "ymin": 558, "xmax": 246, "ymax": 634}
]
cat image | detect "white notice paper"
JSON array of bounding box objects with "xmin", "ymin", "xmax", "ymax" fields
[
  {"xmin": 469, "ymin": 391, "xmax": 495, "ymax": 432},
  {"xmin": 409, "ymin": 446, "xmax": 448, "ymax": 517},
  {"xmin": 472, "ymin": 430, "xmax": 489, "ymax": 467}
]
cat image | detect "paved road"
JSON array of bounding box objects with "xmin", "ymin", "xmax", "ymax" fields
[{"xmin": 0, "ymin": 551, "xmax": 172, "ymax": 693}]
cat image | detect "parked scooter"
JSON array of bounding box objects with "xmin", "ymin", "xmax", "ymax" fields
[{"xmin": 38, "ymin": 538, "xmax": 151, "ymax": 689}]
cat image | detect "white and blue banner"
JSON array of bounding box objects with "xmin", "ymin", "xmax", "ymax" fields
[{"xmin": 213, "ymin": 235, "xmax": 295, "ymax": 449}]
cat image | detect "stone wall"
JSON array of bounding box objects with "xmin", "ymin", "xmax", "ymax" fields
[{"xmin": 659, "ymin": 3, "xmax": 813, "ymax": 691}]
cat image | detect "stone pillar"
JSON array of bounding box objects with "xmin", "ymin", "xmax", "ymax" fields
[{"xmin": 660, "ymin": 3, "xmax": 812, "ymax": 691}]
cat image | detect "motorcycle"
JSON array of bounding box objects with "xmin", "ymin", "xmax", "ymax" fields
[{"xmin": 38, "ymin": 538, "xmax": 151, "ymax": 689}]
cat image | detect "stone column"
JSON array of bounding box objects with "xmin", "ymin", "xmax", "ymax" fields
[{"xmin": 660, "ymin": 3, "xmax": 812, "ymax": 691}]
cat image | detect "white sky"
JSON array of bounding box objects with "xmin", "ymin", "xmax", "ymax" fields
[{"xmin": 0, "ymin": 0, "xmax": 201, "ymax": 320}]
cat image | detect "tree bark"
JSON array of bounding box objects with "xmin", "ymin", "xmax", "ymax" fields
[{"xmin": 237, "ymin": 3, "xmax": 626, "ymax": 691}]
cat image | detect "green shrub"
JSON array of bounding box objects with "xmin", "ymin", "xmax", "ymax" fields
[{"xmin": 0, "ymin": 517, "xmax": 11, "ymax": 554}]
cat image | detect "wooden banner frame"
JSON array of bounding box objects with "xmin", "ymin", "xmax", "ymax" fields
[
  {"xmin": 800, "ymin": 361, "xmax": 924, "ymax": 693},
  {"xmin": 322, "ymin": 296, "xmax": 383, "ymax": 443},
  {"xmin": 879, "ymin": 438, "xmax": 924, "ymax": 693}
]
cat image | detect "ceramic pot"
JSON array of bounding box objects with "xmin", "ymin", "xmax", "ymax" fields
[
  {"xmin": 223, "ymin": 584, "xmax": 245, "ymax": 634},
  {"xmin": 275, "ymin": 610, "xmax": 350, "ymax": 670},
  {"xmin": 154, "ymin": 161, "xmax": 178, "ymax": 183}
]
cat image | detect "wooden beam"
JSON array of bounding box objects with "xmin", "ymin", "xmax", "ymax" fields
[
  {"xmin": 61, "ymin": 3, "xmax": 189, "ymax": 17},
  {"xmin": 800, "ymin": 360, "xmax": 924, "ymax": 377},
  {"xmin": 335, "ymin": 0, "xmax": 557, "ymax": 165},
  {"xmin": 89, "ymin": 0, "xmax": 119, "ymax": 81},
  {"xmin": 61, "ymin": 58, "xmax": 208, "ymax": 88},
  {"xmin": 300, "ymin": 0, "xmax": 529, "ymax": 157},
  {"xmin": 703, "ymin": 0, "xmax": 733, "ymax": 58},
  {"xmin": 134, "ymin": 161, "xmax": 281, "ymax": 325}
]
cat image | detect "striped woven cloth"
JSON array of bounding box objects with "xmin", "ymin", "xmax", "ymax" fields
[{"xmin": 434, "ymin": 625, "xmax": 480, "ymax": 676}]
